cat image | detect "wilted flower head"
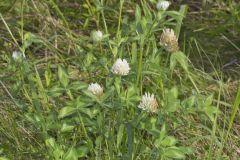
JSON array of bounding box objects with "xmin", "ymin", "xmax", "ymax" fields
[
  {"xmin": 88, "ymin": 83, "xmax": 103, "ymax": 96},
  {"xmin": 160, "ymin": 28, "xmax": 179, "ymax": 53},
  {"xmin": 156, "ymin": 1, "xmax": 170, "ymax": 11},
  {"xmin": 111, "ymin": 58, "xmax": 130, "ymax": 76},
  {"xmin": 91, "ymin": 30, "xmax": 103, "ymax": 42},
  {"xmin": 12, "ymin": 51, "xmax": 25, "ymax": 61},
  {"xmin": 138, "ymin": 92, "xmax": 158, "ymax": 113}
]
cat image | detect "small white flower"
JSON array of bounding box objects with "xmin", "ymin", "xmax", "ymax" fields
[
  {"xmin": 91, "ymin": 30, "xmax": 103, "ymax": 42},
  {"xmin": 88, "ymin": 83, "xmax": 103, "ymax": 96},
  {"xmin": 156, "ymin": 1, "xmax": 170, "ymax": 11},
  {"xmin": 12, "ymin": 51, "xmax": 25, "ymax": 60},
  {"xmin": 111, "ymin": 58, "xmax": 130, "ymax": 76},
  {"xmin": 160, "ymin": 28, "xmax": 179, "ymax": 53},
  {"xmin": 138, "ymin": 92, "xmax": 158, "ymax": 113}
]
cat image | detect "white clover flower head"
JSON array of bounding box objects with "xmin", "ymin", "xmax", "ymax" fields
[
  {"xmin": 12, "ymin": 51, "xmax": 25, "ymax": 61},
  {"xmin": 88, "ymin": 83, "xmax": 103, "ymax": 96},
  {"xmin": 138, "ymin": 92, "xmax": 158, "ymax": 113},
  {"xmin": 160, "ymin": 28, "xmax": 179, "ymax": 53},
  {"xmin": 156, "ymin": 1, "xmax": 170, "ymax": 11},
  {"xmin": 91, "ymin": 30, "xmax": 103, "ymax": 42},
  {"xmin": 111, "ymin": 58, "xmax": 130, "ymax": 76}
]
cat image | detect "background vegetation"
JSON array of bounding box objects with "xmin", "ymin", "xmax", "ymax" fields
[{"xmin": 0, "ymin": 0, "xmax": 239, "ymax": 159}]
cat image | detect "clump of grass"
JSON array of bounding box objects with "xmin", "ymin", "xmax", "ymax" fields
[{"xmin": 0, "ymin": 0, "xmax": 239, "ymax": 159}]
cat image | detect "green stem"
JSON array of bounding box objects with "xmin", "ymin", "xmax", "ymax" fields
[
  {"xmin": 137, "ymin": 38, "xmax": 144, "ymax": 95},
  {"xmin": 77, "ymin": 110, "xmax": 94, "ymax": 154},
  {"xmin": 116, "ymin": 0, "xmax": 124, "ymax": 39},
  {"xmin": 21, "ymin": 0, "xmax": 25, "ymax": 48},
  {"xmin": 188, "ymin": 73, "xmax": 200, "ymax": 94},
  {"xmin": 101, "ymin": 8, "xmax": 114, "ymax": 56}
]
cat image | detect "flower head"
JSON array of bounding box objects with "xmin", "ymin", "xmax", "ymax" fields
[
  {"xmin": 88, "ymin": 83, "xmax": 103, "ymax": 96},
  {"xmin": 156, "ymin": 1, "xmax": 170, "ymax": 11},
  {"xmin": 160, "ymin": 28, "xmax": 179, "ymax": 53},
  {"xmin": 111, "ymin": 58, "xmax": 130, "ymax": 76},
  {"xmin": 138, "ymin": 92, "xmax": 158, "ymax": 113},
  {"xmin": 91, "ymin": 30, "xmax": 103, "ymax": 42},
  {"xmin": 12, "ymin": 51, "xmax": 25, "ymax": 61}
]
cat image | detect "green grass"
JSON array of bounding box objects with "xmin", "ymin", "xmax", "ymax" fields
[{"xmin": 0, "ymin": 0, "xmax": 239, "ymax": 159}]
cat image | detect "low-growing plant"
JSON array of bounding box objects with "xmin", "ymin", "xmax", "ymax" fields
[{"xmin": 0, "ymin": 0, "xmax": 238, "ymax": 159}]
